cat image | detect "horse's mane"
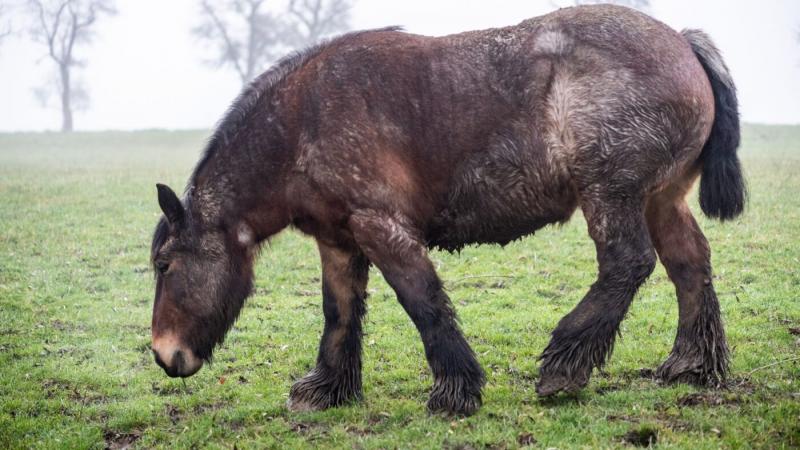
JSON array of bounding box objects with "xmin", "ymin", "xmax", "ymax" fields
[
  {"xmin": 188, "ymin": 26, "xmax": 403, "ymax": 189},
  {"xmin": 151, "ymin": 217, "xmax": 168, "ymax": 267}
]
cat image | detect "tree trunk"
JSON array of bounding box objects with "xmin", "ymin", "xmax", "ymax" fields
[{"xmin": 59, "ymin": 64, "xmax": 73, "ymax": 132}]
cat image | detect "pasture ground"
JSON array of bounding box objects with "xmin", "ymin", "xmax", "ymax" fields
[{"xmin": 0, "ymin": 125, "xmax": 798, "ymax": 449}]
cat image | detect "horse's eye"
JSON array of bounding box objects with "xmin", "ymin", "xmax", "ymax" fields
[{"xmin": 156, "ymin": 261, "xmax": 170, "ymax": 275}]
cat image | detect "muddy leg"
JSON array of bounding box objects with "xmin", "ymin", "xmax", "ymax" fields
[
  {"xmin": 288, "ymin": 241, "xmax": 369, "ymax": 411},
  {"xmin": 646, "ymin": 197, "xmax": 729, "ymax": 387},
  {"xmin": 537, "ymin": 199, "xmax": 657, "ymax": 396},
  {"xmin": 350, "ymin": 211, "xmax": 485, "ymax": 415}
]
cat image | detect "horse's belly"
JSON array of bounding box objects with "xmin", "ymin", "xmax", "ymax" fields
[
  {"xmin": 428, "ymin": 207, "xmax": 573, "ymax": 252},
  {"xmin": 427, "ymin": 154, "xmax": 577, "ymax": 251}
]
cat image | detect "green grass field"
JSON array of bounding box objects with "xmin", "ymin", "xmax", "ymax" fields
[{"xmin": 1, "ymin": 125, "xmax": 798, "ymax": 449}]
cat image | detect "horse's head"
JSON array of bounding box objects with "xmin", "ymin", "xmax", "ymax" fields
[{"xmin": 149, "ymin": 184, "xmax": 255, "ymax": 377}]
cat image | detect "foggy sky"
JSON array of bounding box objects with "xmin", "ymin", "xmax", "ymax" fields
[{"xmin": 0, "ymin": 0, "xmax": 798, "ymax": 131}]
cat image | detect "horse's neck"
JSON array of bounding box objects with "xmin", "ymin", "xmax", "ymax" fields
[{"xmin": 189, "ymin": 143, "xmax": 289, "ymax": 240}]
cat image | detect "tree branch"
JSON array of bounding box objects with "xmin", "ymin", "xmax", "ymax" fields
[
  {"xmin": 199, "ymin": 0, "xmax": 247, "ymax": 83},
  {"xmin": 244, "ymin": 0, "xmax": 262, "ymax": 82},
  {"xmin": 0, "ymin": 4, "xmax": 12, "ymax": 42},
  {"xmin": 31, "ymin": 0, "xmax": 69, "ymax": 65}
]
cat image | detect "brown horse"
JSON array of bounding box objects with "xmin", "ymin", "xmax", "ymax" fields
[{"xmin": 150, "ymin": 5, "xmax": 744, "ymax": 416}]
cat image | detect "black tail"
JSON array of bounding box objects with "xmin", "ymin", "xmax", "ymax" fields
[{"xmin": 682, "ymin": 29, "xmax": 746, "ymax": 220}]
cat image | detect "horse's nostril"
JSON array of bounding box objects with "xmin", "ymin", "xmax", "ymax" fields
[
  {"xmin": 152, "ymin": 349, "xmax": 167, "ymax": 370},
  {"xmin": 173, "ymin": 350, "xmax": 185, "ymax": 373}
]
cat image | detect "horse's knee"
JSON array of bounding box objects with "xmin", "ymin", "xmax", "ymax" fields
[
  {"xmin": 635, "ymin": 248, "xmax": 658, "ymax": 283},
  {"xmin": 599, "ymin": 239, "xmax": 657, "ymax": 286}
]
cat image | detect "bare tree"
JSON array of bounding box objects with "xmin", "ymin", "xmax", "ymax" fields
[
  {"xmin": 0, "ymin": 3, "xmax": 13, "ymax": 44},
  {"xmin": 285, "ymin": 0, "xmax": 351, "ymax": 47},
  {"xmin": 27, "ymin": 0, "xmax": 115, "ymax": 132},
  {"xmin": 195, "ymin": 0, "xmax": 353, "ymax": 85}
]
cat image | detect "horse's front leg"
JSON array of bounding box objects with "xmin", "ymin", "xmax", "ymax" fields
[
  {"xmin": 287, "ymin": 241, "xmax": 369, "ymax": 411},
  {"xmin": 349, "ymin": 210, "xmax": 485, "ymax": 416}
]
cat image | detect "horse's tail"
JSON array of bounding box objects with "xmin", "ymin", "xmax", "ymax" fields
[{"xmin": 682, "ymin": 29, "xmax": 745, "ymax": 220}]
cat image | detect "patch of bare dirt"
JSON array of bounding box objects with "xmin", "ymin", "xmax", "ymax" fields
[
  {"xmin": 607, "ymin": 414, "xmax": 640, "ymax": 423},
  {"xmin": 103, "ymin": 430, "xmax": 141, "ymax": 450},
  {"xmin": 165, "ymin": 404, "xmax": 183, "ymax": 424},
  {"xmin": 726, "ymin": 377, "xmax": 758, "ymax": 394},
  {"xmin": 42, "ymin": 379, "xmax": 108, "ymax": 405},
  {"xmin": 0, "ymin": 342, "xmax": 16, "ymax": 353},
  {"xmin": 517, "ymin": 432, "xmax": 537, "ymax": 446},
  {"xmin": 595, "ymin": 383, "xmax": 624, "ymax": 395},
  {"xmin": 344, "ymin": 425, "xmax": 373, "ymax": 437},
  {"xmin": 773, "ymin": 424, "xmax": 800, "ymax": 447},
  {"xmin": 442, "ymin": 443, "xmax": 478, "ymax": 450},
  {"xmin": 193, "ymin": 402, "xmax": 226, "ymax": 414},
  {"xmin": 42, "ymin": 379, "xmax": 71, "ymax": 394},
  {"xmin": 677, "ymin": 392, "xmax": 741, "ymax": 407},
  {"xmin": 290, "ymin": 421, "xmax": 329, "ymax": 440},
  {"xmin": 450, "ymin": 277, "xmax": 513, "ymax": 289},
  {"xmin": 50, "ymin": 319, "xmax": 81, "ymax": 331},
  {"xmin": 620, "ymin": 426, "xmax": 658, "ymax": 447},
  {"xmin": 151, "ymin": 382, "xmax": 193, "ymax": 396}
]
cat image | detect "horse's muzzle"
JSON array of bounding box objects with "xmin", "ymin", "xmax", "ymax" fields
[{"xmin": 151, "ymin": 333, "xmax": 203, "ymax": 378}]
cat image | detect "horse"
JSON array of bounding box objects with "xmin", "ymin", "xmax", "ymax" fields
[{"xmin": 149, "ymin": 4, "xmax": 744, "ymax": 416}]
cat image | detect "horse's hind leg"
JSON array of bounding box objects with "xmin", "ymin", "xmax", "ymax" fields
[
  {"xmin": 288, "ymin": 241, "xmax": 369, "ymax": 411},
  {"xmin": 537, "ymin": 194, "xmax": 657, "ymax": 396},
  {"xmin": 645, "ymin": 186, "xmax": 729, "ymax": 386},
  {"xmin": 349, "ymin": 210, "xmax": 485, "ymax": 415}
]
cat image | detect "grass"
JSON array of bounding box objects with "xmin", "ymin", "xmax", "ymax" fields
[{"xmin": 0, "ymin": 124, "xmax": 798, "ymax": 449}]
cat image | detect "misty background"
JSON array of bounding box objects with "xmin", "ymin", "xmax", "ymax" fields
[{"xmin": 0, "ymin": 0, "xmax": 798, "ymax": 132}]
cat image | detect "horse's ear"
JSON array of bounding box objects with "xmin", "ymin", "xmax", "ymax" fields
[{"xmin": 156, "ymin": 183, "xmax": 185, "ymax": 226}]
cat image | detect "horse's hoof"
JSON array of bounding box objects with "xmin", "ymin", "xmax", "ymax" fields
[
  {"xmin": 287, "ymin": 368, "xmax": 362, "ymax": 412},
  {"xmin": 656, "ymin": 349, "xmax": 727, "ymax": 389},
  {"xmin": 286, "ymin": 396, "xmax": 325, "ymax": 412},
  {"xmin": 536, "ymin": 373, "xmax": 588, "ymax": 397},
  {"xmin": 427, "ymin": 378, "xmax": 482, "ymax": 416},
  {"xmin": 286, "ymin": 381, "xmax": 332, "ymax": 412},
  {"xmin": 287, "ymin": 376, "xmax": 331, "ymax": 412},
  {"xmin": 427, "ymin": 392, "xmax": 481, "ymax": 416},
  {"xmin": 656, "ymin": 361, "xmax": 725, "ymax": 388}
]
